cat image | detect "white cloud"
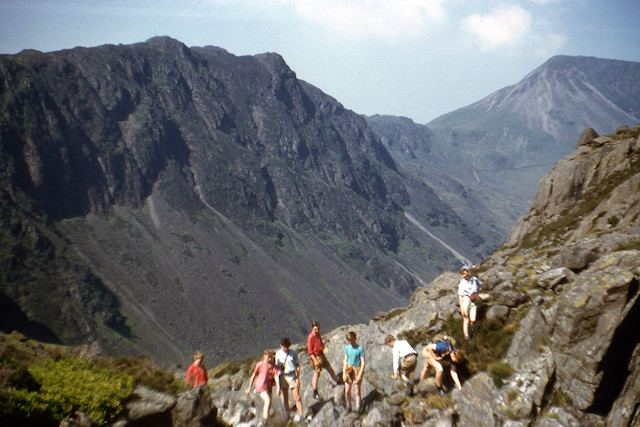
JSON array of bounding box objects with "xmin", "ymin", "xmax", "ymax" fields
[
  {"xmin": 283, "ymin": 0, "xmax": 447, "ymax": 39},
  {"xmin": 463, "ymin": 5, "xmax": 532, "ymax": 51}
]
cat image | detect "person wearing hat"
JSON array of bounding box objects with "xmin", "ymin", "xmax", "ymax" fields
[{"xmin": 458, "ymin": 266, "xmax": 483, "ymax": 340}]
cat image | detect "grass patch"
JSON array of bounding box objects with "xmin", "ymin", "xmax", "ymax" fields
[{"xmin": 488, "ymin": 361, "xmax": 514, "ymax": 388}]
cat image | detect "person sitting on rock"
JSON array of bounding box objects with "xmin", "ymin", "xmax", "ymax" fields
[
  {"xmin": 307, "ymin": 321, "xmax": 341, "ymax": 400},
  {"xmin": 458, "ymin": 265, "xmax": 483, "ymax": 340},
  {"xmin": 419, "ymin": 337, "xmax": 465, "ymax": 393},
  {"xmin": 275, "ymin": 337, "xmax": 304, "ymax": 422},
  {"xmin": 343, "ymin": 331, "xmax": 366, "ymax": 413},
  {"xmin": 385, "ymin": 334, "xmax": 418, "ymax": 384},
  {"xmin": 185, "ymin": 351, "xmax": 208, "ymax": 388},
  {"xmin": 246, "ymin": 349, "xmax": 281, "ymax": 423}
]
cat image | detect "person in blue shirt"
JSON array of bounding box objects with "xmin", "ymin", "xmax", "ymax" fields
[
  {"xmin": 420, "ymin": 338, "xmax": 465, "ymax": 394},
  {"xmin": 343, "ymin": 331, "xmax": 366, "ymax": 413}
]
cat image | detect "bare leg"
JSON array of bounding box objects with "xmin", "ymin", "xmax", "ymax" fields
[
  {"xmin": 292, "ymin": 385, "xmax": 303, "ymax": 416},
  {"xmin": 419, "ymin": 364, "xmax": 431, "ymax": 382},
  {"xmin": 260, "ymin": 391, "xmax": 272, "ymax": 420},
  {"xmin": 281, "ymin": 387, "xmax": 290, "ymax": 418},
  {"xmin": 344, "ymin": 382, "xmax": 352, "ymax": 408}
]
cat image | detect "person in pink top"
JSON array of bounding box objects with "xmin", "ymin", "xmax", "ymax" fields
[
  {"xmin": 185, "ymin": 351, "xmax": 208, "ymax": 388},
  {"xmin": 246, "ymin": 349, "xmax": 281, "ymax": 422}
]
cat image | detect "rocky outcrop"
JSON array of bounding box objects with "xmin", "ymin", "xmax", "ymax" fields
[{"xmin": 61, "ymin": 386, "xmax": 219, "ymax": 427}]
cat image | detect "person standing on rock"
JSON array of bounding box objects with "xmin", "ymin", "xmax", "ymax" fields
[
  {"xmin": 343, "ymin": 331, "xmax": 366, "ymax": 413},
  {"xmin": 458, "ymin": 265, "xmax": 483, "ymax": 340},
  {"xmin": 307, "ymin": 321, "xmax": 341, "ymax": 400},
  {"xmin": 246, "ymin": 349, "xmax": 281, "ymax": 423},
  {"xmin": 185, "ymin": 351, "xmax": 208, "ymax": 388},
  {"xmin": 385, "ymin": 334, "xmax": 418, "ymax": 384},
  {"xmin": 419, "ymin": 337, "xmax": 465, "ymax": 393},
  {"xmin": 275, "ymin": 337, "xmax": 304, "ymax": 422}
]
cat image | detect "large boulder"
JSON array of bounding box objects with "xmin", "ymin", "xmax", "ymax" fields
[{"xmin": 552, "ymin": 251, "xmax": 640, "ymax": 414}]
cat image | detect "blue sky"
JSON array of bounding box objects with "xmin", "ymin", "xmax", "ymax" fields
[{"xmin": 1, "ymin": 0, "xmax": 639, "ymax": 124}]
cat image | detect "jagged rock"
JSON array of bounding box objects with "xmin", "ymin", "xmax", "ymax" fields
[
  {"xmin": 125, "ymin": 386, "xmax": 176, "ymax": 424},
  {"xmin": 452, "ymin": 372, "xmax": 502, "ymax": 426},
  {"xmin": 552, "ymin": 251, "xmax": 640, "ymax": 412},
  {"xmin": 491, "ymin": 290, "xmax": 527, "ymax": 307},
  {"xmin": 576, "ymin": 127, "xmax": 599, "ymax": 148},
  {"xmin": 616, "ymin": 125, "xmax": 631, "ymax": 134},
  {"xmin": 550, "ymin": 245, "xmax": 598, "ymax": 272},
  {"xmin": 534, "ymin": 267, "xmax": 575, "ymax": 290},
  {"xmin": 485, "ymin": 304, "xmax": 510, "ymax": 321},
  {"xmin": 171, "ymin": 387, "xmax": 218, "ymax": 427},
  {"xmin": 505, "ymin": 352, "xmax": 555, "ymax": 419},
  {"xmin": 506, "ymin": 307, "xmax": 553, "ymax": 368},
  {"xmin": 118, "ymin": 385, "xmax": 218, "ymax": 427}
]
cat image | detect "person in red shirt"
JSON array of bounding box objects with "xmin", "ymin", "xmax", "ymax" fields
[
  {"xmin": 307, "ymin": 321, "xmax": 340, "ymax": 400},
  {"xmin": 185, "ymin": 351, "xmax": 208, "ymax": 388},
  {"xmin": 246, "ymin": 349, "xmax": 281, "ymax": 423}
]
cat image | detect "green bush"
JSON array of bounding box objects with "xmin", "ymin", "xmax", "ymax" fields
[{"xmin": 0, "ymin": 358, "xmax": 134, "ymax": 425}]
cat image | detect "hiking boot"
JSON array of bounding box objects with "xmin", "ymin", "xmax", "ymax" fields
[
  {"xmin": 313, "ymin": 390, "xmax": 321, "ymax": 400},
  {"xmin": 437, "ymin": 387, "xmax": 446, "ymax": 396}
]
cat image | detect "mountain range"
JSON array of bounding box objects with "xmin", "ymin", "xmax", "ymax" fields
[
  {"xmin": 1, "ymin": 37, "xmax": 639, "ymax": 367},
  {"xmin": 368, "ymin": 55, "xmax": 640, "ymax": 243}
]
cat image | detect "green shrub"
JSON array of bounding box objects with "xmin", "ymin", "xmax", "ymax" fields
[
  {"xmin": 0, "ymin": 358, "xmax": 134, "ymax": 425},
  {"xmin": 97, "ymin": 355, "xmax": 185, "ymax": 395}
]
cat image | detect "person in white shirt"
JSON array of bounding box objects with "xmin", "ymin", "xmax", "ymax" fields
[
  {"xmin": 458, "ymin": 266, "xmax": 483, "ymax": 340},
  {"xmin": 275, "ymin": 337, "xmax": 303, "ymax": 421},
  {"xmin": 385, "ymin": 334, "xmax": 418, "ymax": 383}
]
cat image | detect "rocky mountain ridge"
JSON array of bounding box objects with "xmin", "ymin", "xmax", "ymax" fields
[
  {"xmin": 209, "ymin": 125, "xmax": 640, "ymax": 426},
  {"xmin": 0, "ymin": 37, "xmax": 482, "ymax": 365}
]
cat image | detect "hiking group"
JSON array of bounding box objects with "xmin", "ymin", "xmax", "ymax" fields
[{"xmin": 186, "ymin": 265, "xmax": 483, "ymax": 424}]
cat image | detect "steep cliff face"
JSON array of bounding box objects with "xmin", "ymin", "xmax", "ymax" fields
[
  {"xmin": 210, "ymin": 125, "xmax": 640, "ymax": 426},
  {"xmin": 1, "ymin": 37, "xmax": 478, "ymax": 365}
]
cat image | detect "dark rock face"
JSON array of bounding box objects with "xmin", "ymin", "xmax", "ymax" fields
[{"xmin": 1, "ymin": 37, "xmax": 478, "ymax": 365}]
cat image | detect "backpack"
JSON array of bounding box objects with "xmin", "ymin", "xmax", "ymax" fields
[{"xmin": 432, "ymin": 333, "xmax": 456, "ymax": 347}]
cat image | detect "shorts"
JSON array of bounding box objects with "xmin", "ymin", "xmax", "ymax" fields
[
  {"xmin": 344, "ymin": 365, "xmax": 361, "ymax": 384},
  {"xmin": 281, "ymin": 372, "xmax": 298, "ymax": 389},
  {"xmin": 400, "ymin": 353, "xmax": 418, "ymax": 375},
  {"xmin": 310, "ymin": 353, "xmax": 330, "ymax": 373},
  {"xmin": 421, "ymin": 347, "xmax": 443, "ymax": 371},
  {"xmin": 460, "ymin": 295, "xmax": 477, "ymax": 316}
]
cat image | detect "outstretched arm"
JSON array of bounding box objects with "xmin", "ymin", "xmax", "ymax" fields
[
  {"xmin": 245, "ymin": 366, "xmax": 258, "ymax": 395},
  {"xmin": 451, "ymin": 369, "xmax": 462, "ymax": 390}
]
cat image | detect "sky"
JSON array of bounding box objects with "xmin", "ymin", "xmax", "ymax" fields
[{"xmin": 1, "ymin": 0, "xmax": 639, "ymax": 124}]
